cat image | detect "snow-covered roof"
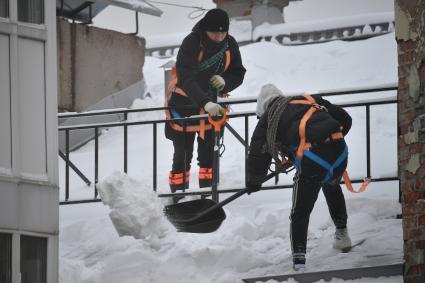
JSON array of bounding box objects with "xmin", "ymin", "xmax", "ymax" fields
[{"xmin": 57, "ymin": 0, "xmax": 162, "ymax": 23}]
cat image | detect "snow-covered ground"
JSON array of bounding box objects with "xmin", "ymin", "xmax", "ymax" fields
[{"xmin": 59, "ymin": 33, "xmax": 402, "ymax": 282}]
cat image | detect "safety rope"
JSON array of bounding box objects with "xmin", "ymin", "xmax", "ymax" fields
[
  {"xmin": 266, "ymin": 96, "xmax": 294, "ymax": 173},
  {"xmin": 198, "ymin": 41, "xmax": 228, "ymax": 72}
]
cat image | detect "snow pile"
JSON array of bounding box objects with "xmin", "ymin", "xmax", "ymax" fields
[{"xmin": 97, "ymin": 172, "xmax": 170, "ymax": 239}]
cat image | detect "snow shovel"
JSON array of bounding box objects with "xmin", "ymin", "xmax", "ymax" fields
[{"xmin": 163, "ymin": 173, "xmax": 277, "ymax": 233}]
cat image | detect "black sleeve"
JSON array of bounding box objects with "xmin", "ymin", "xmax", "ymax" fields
[
  {"xmin": 221, "ymin": 36, "xmax": 246, "ymax": 94},
  {"xmin": 315, "ymin": 95, "xmax": 352, "ymax": 136},
  {"xmin": 247, "ymin": 115, "xmax": 272, "ymax": 187},
  {"xmin": 176, "ymin": 34, "xmax": 210, "ymax": 108}
]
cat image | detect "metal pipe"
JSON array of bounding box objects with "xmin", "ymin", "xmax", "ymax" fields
[
  {"xmin": 66, "ymin": 130, "xmax": 70, "ymax": 201},
  {"xmin": 129, "ymin": 12, "xmax": 139, "ymax": 35},
  {"xmin": 94, "ymin": 127, "xmax": 99, "ymax": 198},
  {"xmin": 58, "ymin": 100, "xmax": 398, "ymax": 131},
  {"xmin": 57, "ymin": 87, "xmax": 398, "ymax": 119},
  {"xmin": 366, "ymin": 105, "xmax": 371, "ymax": 177},
  {"xmin": 124, "ymin": 113, "xmax": 128, "ymax": 173},
  {"xmin": 153, "ymin": 123, "xmax": 157, "ymax": 191},
  {"xmin": 59, "ymin": 150, "xmax": 91, "ymax": 185},
  {"xmin": 212, "ymin": 130, "xmax": 219, "ymax": 202},
  {"xmin": 245, "ymin": 116, "xmax": 249, "ymax": 187}
]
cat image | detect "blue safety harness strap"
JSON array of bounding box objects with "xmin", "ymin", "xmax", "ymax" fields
[
  {"xmin": 291, "ymin": 144, "xmax": 348, "ymax": 184},
  {"xmin": 303, "ymin": 144, "xmax": 348, "ymax": 184}
]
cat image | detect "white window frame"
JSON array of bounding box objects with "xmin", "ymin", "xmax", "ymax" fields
[
  {"xmin": 0, "ymin": 229, "xmax": 57, "ymax": 283},
  {"xmin": 0, "ymin": 0, "xmax": 57, "ymax": 185}
]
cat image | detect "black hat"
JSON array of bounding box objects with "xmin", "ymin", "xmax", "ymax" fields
[{"xmin": 200, "ymin": 8, "xmax": 229, "ymax": 32}]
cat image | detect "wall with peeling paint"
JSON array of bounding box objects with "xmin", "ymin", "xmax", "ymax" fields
[
  {"xmin": 395, "ymin": 0, "xmax": 425, "ymax": 281},
  {"xmin": 57, "ymin": 18, "xmax": 146, "ymax": 112}
]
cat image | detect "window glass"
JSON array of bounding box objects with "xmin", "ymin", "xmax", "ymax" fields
[
  {"xmin": 0, "ymin": 233, "xmax": 12, "ymax": 283},
  {"xmin": 20, "ymin": 235, "xmax": 47, "ymax": 283},
  {"xmin": 18, "ymin": 0, "xmax": 44, "ymax": 24},
  {"xmin": 0, "ymin": 0, "xmax": 8, "ymax": 18}
]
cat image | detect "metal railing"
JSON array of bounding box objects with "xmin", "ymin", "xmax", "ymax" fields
[{"xmin": 58, "ymin": 85, "xmax": 398, "ymax": 205}]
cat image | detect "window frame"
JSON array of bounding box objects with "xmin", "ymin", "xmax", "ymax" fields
[
  {"xmin": 0, "ymin": 0, "xmax": 9, "ymax": 19},
  {"xmin": 20, "ymin": 235, "xmax": 47, "ymax": 283},
  {"xmin": 0, "ymin": 233, "xmax": 12, "ymax": 283},
  {"xmin": 17, "ymin": 0, "xmax": 44, "ymax": 25}
]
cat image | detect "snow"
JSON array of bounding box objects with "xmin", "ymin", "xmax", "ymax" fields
[
  {"xmin": 59, "ymin": 33, "xmax": 402, "ymax": 282},
  {"xmin": 253, "ymin": 12, "xmax": 394, "ymax": 40}
]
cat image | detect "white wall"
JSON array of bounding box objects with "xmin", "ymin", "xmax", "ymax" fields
[{"xmin": 18, "ymin": 38, "xmax": 47, "ymax": 178}]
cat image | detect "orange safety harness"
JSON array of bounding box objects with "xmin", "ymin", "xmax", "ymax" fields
[
  {"xmin": 164, "ymin": 48, "xmax": 231, "ymax": 140},
  {"xmin": 288, "ymin": 95, "xmax": 370, "ymax": 193}
]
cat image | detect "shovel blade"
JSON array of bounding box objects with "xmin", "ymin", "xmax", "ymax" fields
[{"xmin": 164, "ymin": 199, "xmax": 226, "ymax": 233}]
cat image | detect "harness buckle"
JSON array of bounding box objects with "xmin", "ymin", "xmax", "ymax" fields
[{"xmin": 317, "ymin": 105, "xmax": 328, "ymax": 112}]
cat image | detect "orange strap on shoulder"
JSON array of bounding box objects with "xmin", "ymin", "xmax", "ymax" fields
[
  {"xmin": 292, "ymin": 95, "xmax": 317, "ymax": 159},
  {"xmin": 224, "ymin": 50, "xmax": 231, "ymax": 71},
  {"xmin": 342, "ymin": 171, "xmax": 370, "ymax": 193}
]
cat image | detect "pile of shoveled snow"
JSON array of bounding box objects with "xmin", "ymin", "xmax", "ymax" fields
[{"xmin": 97, "ymin": 172, "xmax": 171, "ymax": 239}]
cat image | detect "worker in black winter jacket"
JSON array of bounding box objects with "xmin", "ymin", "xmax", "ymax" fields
[
  {"xmin": 246, "ymin": 84, "xmax": 352, "ymax": 271},
  {"xmin": 165, "ymin": 8, "xmax": 246, "ymax": 192}
]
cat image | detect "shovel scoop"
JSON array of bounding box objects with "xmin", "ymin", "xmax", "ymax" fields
[{"xmin": 163, "ymin": 189, "xmax": 247, "ymax": 233}]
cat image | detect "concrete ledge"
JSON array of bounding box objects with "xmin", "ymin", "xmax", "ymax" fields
[{"xmin": 242, "ymin": 263, "xmax": 403, "ymax": 283}]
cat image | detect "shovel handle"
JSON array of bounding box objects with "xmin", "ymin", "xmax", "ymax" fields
[
  {"xmin": 208, "ymin": 110, "xmax": 228, "ymax": 133},
  {"xmin": 198, "ymin": 173, "xmax": 277, "ymax": 218}
]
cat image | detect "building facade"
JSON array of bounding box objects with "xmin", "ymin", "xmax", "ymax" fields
[
  {"xmin": 0, "ymin": 0, "xmax": 59, "ymax": 282},
  {"xmin": 395, "ymin": 0, "xmax": 425, "ymax": 282}
]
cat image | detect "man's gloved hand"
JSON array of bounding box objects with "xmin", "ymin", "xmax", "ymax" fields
[
  {"xmin": 210, "ymin": 75, "xmax": 225, "ymax": 91},
  {"xmin": 204, "ymin": 101, "xmax": 224, "ymax": 116},
  {"xmin": 246, "ymin": 183, "xmax": 261, "ymax": 195}
]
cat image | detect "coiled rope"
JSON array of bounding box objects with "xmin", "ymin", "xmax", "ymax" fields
[{"xmin": 266, "ymin": 96, "xmax": 293, "ymax": 173}]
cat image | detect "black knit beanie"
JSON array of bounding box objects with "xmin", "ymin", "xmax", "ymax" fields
[{"xmin": 200, "ymin": 8, "xmax": 229, "ymax": 32}]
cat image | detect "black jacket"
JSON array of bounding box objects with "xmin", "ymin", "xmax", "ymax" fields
[
  {"xmin": 168, "ymin": 22, "xmax": 246, "ymax": 118},
  {"xmin": 247, "ymin": 95, "xmax": 352, "ymax": 186}
]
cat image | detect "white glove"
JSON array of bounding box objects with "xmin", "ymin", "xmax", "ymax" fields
[
  {"xmin": 210, "ymin": 75, "xmax": 225, "ymax": 91},
  {"xmin": 204, "ymin": 102, "xmax": 224, "ymax": 116}
]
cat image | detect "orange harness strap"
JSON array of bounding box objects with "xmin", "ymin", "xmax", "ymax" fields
[
  {"xmin": 289, "ymin": 95, "xmax": 369, "ymax": 193},
  {"xmin": 343, "ymin": 171, "xmax": 370, "ymax": 193},
  {"xmin": 165, "ymin": 49, "xmax": 231, "ymax": 139},
  {"xmin": 289, "ymin": 95, "xmax": 319, "ymax": 160}
]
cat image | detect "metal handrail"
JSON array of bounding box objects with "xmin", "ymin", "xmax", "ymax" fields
[{"xmin": 58, "ymin": 85, "xmax": 398, "ymax": 205}]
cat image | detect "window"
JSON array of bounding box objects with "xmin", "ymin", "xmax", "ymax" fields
[
  {"xmin": 20, "ymin": 236, "xmax": 47, "ymax": 283},
  {"xmin": 0, "ymin": 233, "xmax": 12, "ymax": 283},
  {"xmin": 18, "ymin": 0, "xmax": 44, "ymax": 24},
  {"xmin": 0, "ymin": 0, "xmax": 8, "ymax": 18}
]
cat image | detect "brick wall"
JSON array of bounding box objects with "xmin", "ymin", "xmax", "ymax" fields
[{"xmin": 395, "ymin": 1, "xmax": 425, "ymax": 282}]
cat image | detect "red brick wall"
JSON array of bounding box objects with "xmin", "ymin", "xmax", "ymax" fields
[{"xmin": 396, "ymin": 1, "xmax": 425, "ymax": 282}]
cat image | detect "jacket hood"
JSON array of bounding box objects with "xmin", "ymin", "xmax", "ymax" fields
[{"xmin": 256, "ymin": 84, "xmax": 284, "ymax": 117}]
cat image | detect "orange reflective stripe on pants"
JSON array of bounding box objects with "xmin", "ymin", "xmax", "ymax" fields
[
  {"xmin": 199, "ymin": 168, "xmax": 212, "ymax": 180},
  {"xmin": 168, "ymin": 171, "xmax": 190, "ymax": 185}
]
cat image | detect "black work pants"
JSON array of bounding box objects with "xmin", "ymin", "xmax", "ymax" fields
[
  {"xmin": 290, "ymin": 140, "xmax": 348, "ymax": 254},
  {"xmin": 171, "ymin": 129, "xmax": 214, "ymax": 172}
]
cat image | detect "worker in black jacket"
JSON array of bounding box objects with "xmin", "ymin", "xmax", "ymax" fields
[
  {"xmin": 165, "ymin": 8, "xmax": 246, "ymax": 192},
  {"xmin": 246, "ymin": 84, "xmax": 352, "ymax": 271}
]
